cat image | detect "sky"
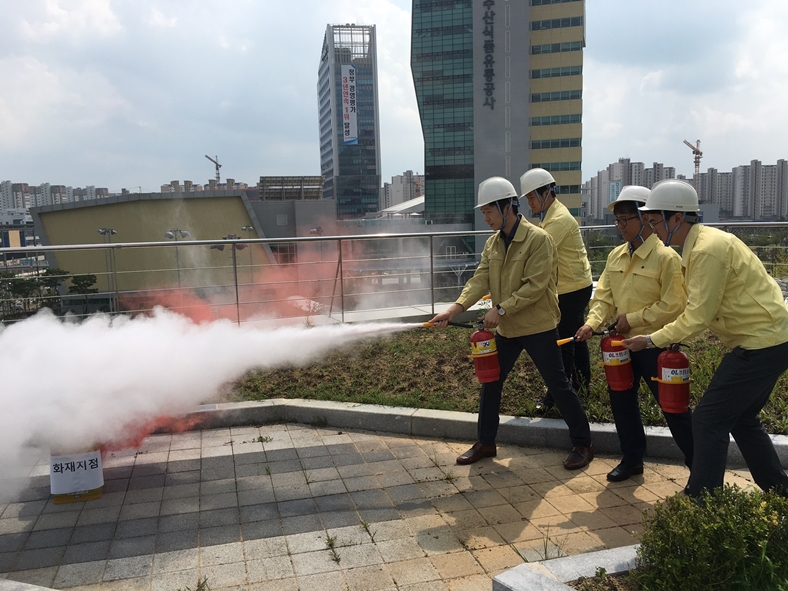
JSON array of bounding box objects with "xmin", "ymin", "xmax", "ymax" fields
[{"xmin": 1, "ymin": 0, "xmax": 788, "ymax": 193}]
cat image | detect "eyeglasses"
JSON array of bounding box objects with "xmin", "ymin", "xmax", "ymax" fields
[{"xmin": 613, "ymin": 216, "xmax": 640, "ymax": 227}]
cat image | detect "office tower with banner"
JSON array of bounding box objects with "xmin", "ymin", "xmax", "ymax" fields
[
  {"xmin": 317, "ymin": 24, "xmax": 382, "ymax": 219},
  {"xmin": 411, "ymin": 0, "xmax": 585, "ymax": 227}
]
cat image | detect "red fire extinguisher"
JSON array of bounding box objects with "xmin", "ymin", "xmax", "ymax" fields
[
  {"xmin": 599, "ymin": 336, "xmax": 634, "ymax": 391},
  {"xmin": 651, "ymin": 344, "xmax": 691, "ymax": 413},
  {"xmin": 469, "ymin": 322, "xmax": 500, "ymax": 383}
]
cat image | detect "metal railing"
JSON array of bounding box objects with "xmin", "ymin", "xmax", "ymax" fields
[{"xmin": 3, "ymin": 223, "xmax": 788, "ymax": 325}]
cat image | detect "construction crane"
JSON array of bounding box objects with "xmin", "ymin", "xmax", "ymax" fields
[
  {"xmin": 205, "ymin": 154, "xmax": 222, "ymax": 184},
  {"xmin": 683, "ymin": 140, "xmax": 702, "ymax": 191}
]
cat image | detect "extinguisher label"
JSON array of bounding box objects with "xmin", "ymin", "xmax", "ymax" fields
[
  {"xmin": 662, "ymin": 367, "xmax": 690, "ymax": 382},
  {"xmin": 602, "ymin": 349, "xmax": 631, "ymax": 365},
  {"xmin": 472, "ymin": 340, "xmax": 496, "ymax": 356}
]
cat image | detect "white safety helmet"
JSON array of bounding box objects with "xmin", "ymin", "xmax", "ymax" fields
[
  {"xmin": 476, "ymin": 176, "xmax": 518, "ymax": 209},
  {"xmin": 519, "ymin": 168, "xmax": 556, "ymax": 198},
  {"xmin": 608, "ymin": 186, "xmax": 650, "ymax": 211},
  {"xmin": 639, "ymin": 179, "xmax": 699, "ymax": 213}
]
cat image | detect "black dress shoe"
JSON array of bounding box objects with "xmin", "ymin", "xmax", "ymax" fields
[
  {"xmin": 456, "ymin": 442, "xmax": 497, "ymax": 465},
  {"xmin": 564, "ymin": 444, "xmax": 594, "ymax": 470},
  {"xmin": 535, "ymin": 395, "xmax": 555, "ymax": 413},
  {"xmin": 606, "ymin": 461, "xmax": 644, "ymax": 482}
]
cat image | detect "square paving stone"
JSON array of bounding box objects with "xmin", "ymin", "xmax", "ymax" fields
[
  {"xmin": 200, "ymin": 492, "xmax": 238, "ymax": 511},
  {"xmin": 155, "ymin": 530, "xmax": 198, "ymax": 553},
  {"xmin": 108, "ymin": 535, "xmax": 156, "ymax": 559},
  {"xmin": 115, "ymin": 517, "xmax": 158, "ymax": 539},
  {"xmin": 321, "ymin": 510, "xmax": 361, "ymax": 529},
  {"xmin": 278, "ymin": 499, "xmax": 317, "ymax": 518},
  {"xmin": 158, "ymin": 512, "xmax": 199, "ymax": 533},
  {"xmin": 70, "ymin": 523, "xmax": 116, "ymax": 545},
  {"xmin": 103, "ymin": 555, "xmax": 153, "ymax": 581},
  {"xmin": 24, "ymin": 527, "xmax": 73, "ymax": 549},
  {"xmin": 199, "ymin": 524, "xmax": 241, "ymax": 546},
  {"xmin": 63, "ymin": 540, "xmax": 111, "ymax": 564},
  {"xmin": 53, "ymin": 559, "xmax": 106, "ymax": 588},
  {"xmin": 128, "ymin": 475, "xmax": 166, "ymax": 490},
  {"xmin": 0, "ymin": 533, "xmax": 29, "ymax": 553},
  {"xmin": 164, "ymin": 472, "xmax": 201, "ymax": 487},
  {"xmin": 14, "ymin": 546, "xmax": 66, "ymax": 570},
  {"xmin": 314, "ymin": 493, "xmax": 355, "ymax": 512},
  {"xmin": 199, "ymin": 507, "xmax": 240, "ymax": 528},
  {"xmin": 241, "ymin": 519, "xmax": 283, "ymax": 541},
  {"xmin": 239, "ymin": 502, "xmax": 279, "ymax": 523},
  {"xmin": 281, "ymin": 514, "xmax": 323, "ymax": 536},
  {"xmin": 200, "ymin": 479, "xmax": 236, "ymax": 496}
]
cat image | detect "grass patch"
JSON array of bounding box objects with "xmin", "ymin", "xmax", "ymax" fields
[{"xmin": 233, "ymin": 328, "xmax": 788, "ymax": 435}]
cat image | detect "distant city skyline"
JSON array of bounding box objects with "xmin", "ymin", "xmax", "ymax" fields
[{"xmin": 1, "ymin": 1, "xmax": 787, "ymax": 192}]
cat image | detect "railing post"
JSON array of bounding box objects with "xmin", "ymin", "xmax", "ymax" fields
[
  {"xmin": 339, "ymin": 239, "xmax": 345, "ymax": 323},
  {"xmin": 111, "ymin": 247, "xmax": 119, "ymax": 314},
  {"xmin": 232, "ymin": 246, "xmax": 240, "ymax": 326},
  {"xmin": 430, "ymin": 235, "xmax": 435, "ymax": 315}
]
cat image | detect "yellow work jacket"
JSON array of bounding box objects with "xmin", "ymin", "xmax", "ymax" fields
[
  {"xmin": 456, "ymin": 215, "xmax": 560, "ymax": 338},
  {"xmin": 538, "ymin": 199, "xmax": 593, "ymax": 295},
  {"xmin": 652, "ymin": 224, "xmax": 788, "ymax": 350},
  {"xmin": 585, "ymin": 234, "xmax": 685, "ymax": 337}
]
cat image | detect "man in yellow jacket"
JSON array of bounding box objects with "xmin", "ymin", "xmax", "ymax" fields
[
  {"xmin": 624, "ymin": 179, "xmax": 788, "ymax": 498},
  {"xmin": 520, "ymin": 169, "xmax": 594, "ymax": 409},
  {"xmin": 576, "ymin": 186, "xmax": 693, "ymax": 482},
  {"xmin": 429, "ymin": 177, "xmax": 593, "ymax": 470}
]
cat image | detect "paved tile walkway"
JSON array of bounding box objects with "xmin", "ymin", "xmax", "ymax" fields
[{"xmin": 0, "ymin": 424, "xmax": 754, "ymax": 591}]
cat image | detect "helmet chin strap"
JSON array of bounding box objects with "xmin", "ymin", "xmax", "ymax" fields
[
  {"xmin": 661, "ymin": 211, "xmax": 684, "ymax": 246},
  {"xmin": 497, "ymin": 199, "xmax": 515, "ymax": 231},
  {"xmin": 537, "ymin": 188, "xmax": 551, "ymax": 222},
  {"xmin": 630, "ymin": 210, "xmax": 646, "ymax": 253}
]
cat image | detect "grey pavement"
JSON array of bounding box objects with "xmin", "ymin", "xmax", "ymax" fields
[{"xmin": 0, "ymin": 400, "xmax": 769, "ymax": 591}]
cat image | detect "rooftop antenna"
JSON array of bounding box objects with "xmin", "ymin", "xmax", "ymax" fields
[{"xmin": 205, "ymin": 154, "xmax": 222, "ymax": 184}]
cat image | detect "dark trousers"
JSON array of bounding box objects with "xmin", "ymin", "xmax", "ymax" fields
[
  {"xmin": 686, "ymin": 340, "xmax": 788, "ymax": 497},
  {"xmin": 558, "ymin": 284, "xmax": 593, "ymax": 394},
  {"xmin": 609, "ymin": 348, "xmax": 694, "ymax": 467},
  {"xmin": 478, "ymin": 329, "xmax": 591, "ymax": 448}
]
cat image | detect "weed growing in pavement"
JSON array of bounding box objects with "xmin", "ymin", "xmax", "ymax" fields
[
  {"xmin": 264, "ymin": 466, "xmax": 271, "ymax": 475},
  {"xmin": 177, "ymin": 576, "xmax": 210, "ymax": 591},
  {"xmin": 359, "ymin": 519, "xmax": 374, "ymax": 541},
  {"xmin": 442, "ymin": 470, "xmax": 457, "ymax": 483},
  {"xmin": 539, "ymin": 524, "xmax": 565, "ymax": 561},
  {"xmin": 325, "ymin": 535, "xmax": 341, "ymax": 563}
]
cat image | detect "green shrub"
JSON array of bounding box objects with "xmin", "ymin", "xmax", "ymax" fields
[{"xmin": 635, "ymin": 485, "xmax": 788, "ymax": 591}]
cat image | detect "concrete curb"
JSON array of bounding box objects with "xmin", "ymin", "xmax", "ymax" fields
[
  {"xmin": 493, "ymin": 545, "xmax": 638, "ymax": 591},
  {"xmin": 187, "ymin": 398, "xmax": 788, "ymax": 468}
]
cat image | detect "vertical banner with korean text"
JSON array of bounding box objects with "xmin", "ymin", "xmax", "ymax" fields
[{"xmin": 341, "ymin": 65, "xmax": 358, "ymax": 145}]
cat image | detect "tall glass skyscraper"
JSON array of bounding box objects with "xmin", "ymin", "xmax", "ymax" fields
[
  {"xmin": 412, "ymin": 0, "xmax": 585, "ymax": 226},
  {"xmin": 317, "ymin": 25, "xmax": 382, "ymax": 219}
]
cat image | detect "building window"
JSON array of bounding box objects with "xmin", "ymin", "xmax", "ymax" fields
[
  {"xmin": 531, "ymin": 90, "xmax": 582, "ymax": 103},
  {"xmin": 531, "ymin": 41, "xmax": 583, "ymax": 55},
  {"xmin": 530, "ymin": 17, "xmax": 583, "ymax": 30},
  {"xmin": 530, "ymin": 0, "xmax": 582, "ymax": 5},
  {"xmin": 531, "ymin": 66, "xmax": 582, "ymax": 79},
  {"xmin": 270, "ymin": 242, "xmax": 296, "ymax": 265},
  {"xmin": 276, "ymin": 214, "xmax": 287, "ymax": 226},
  {"xmin": 531, "ymin": 138, "xmax": 582, "ymax": 149},
  {"xmin": 530, "ymin": 114, "xmax": 582, "ymax": 126},
  {"xmin": 445, "ymin": 245, "xmax": 457, "ymax": 259},
  {"xmin": 531, "ymin": 162, "xmax": 582, "ymax": 172}
]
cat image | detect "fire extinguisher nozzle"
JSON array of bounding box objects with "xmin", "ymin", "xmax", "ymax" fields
[
  {"xmin": 556, "ymin": 337, "xmax": 574, "ymax": 346},
  {"xmin": 422, "ymin": 322, "xmax": 435, "ymax": 328},
  {"xmin": 610, "ymin": 340, "xmax": 625, "ymax": 347}
]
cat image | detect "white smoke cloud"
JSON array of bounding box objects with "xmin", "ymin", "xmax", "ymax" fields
[{"xmin": 0, "ymin": 308, "xmax": 410, "ymax": 500}]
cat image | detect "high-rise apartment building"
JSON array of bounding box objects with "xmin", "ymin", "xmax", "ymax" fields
[
  {"xmin": 411, "ymin": 0, "xmax": 585, "ymax": 227},
  {"xmin": 317, "ymin": 24, "xmax": 382, "ymax": 219}
]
